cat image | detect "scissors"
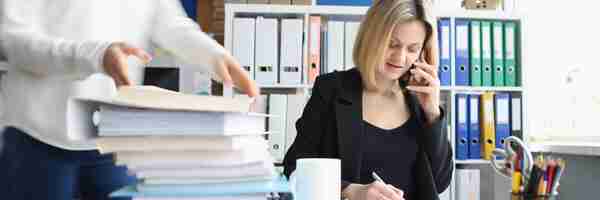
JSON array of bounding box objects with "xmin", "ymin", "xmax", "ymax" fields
[{"xmin": 490, "ymin": 136, "xmax": 534, "ymax": 179}]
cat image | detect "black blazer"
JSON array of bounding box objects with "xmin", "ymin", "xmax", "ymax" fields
[{"xmin": 283, "ymin": 69, "xmax": 454, "ymax": 200}]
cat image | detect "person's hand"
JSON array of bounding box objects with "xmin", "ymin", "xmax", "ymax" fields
[
  {"xmin": 343, "ymin": 182, "xmax": 405, "ymax": 200},
  {"xmin": 102, "ymin": 42, "xmax": 152, "ymax": 86},
  {"xmin": 405, "ymin": 59, "xmax": 441, "ymax": 124},
  {"xmin": 212, "ymin": 52, "xmax": 259, "ymax": 98}
]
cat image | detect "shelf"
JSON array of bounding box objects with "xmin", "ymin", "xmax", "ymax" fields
[
  {"xmin": 226, "ymin": 4, "xmax": 368, "ymax": 15},
  {"xmin": 437, "ymin": 9, "xmax": 521, "ymax": 20},
  {"xmin": 529, "ymin": 141, "xmax": 600, "ymax": 156},
  {"xmin": 456, "ymin": 159, "xmax": 494, "ymax": 165},
  {"xmin": 450, "ymin": 86, "xmax": 523, "ymax": 92},
  {"xmin": 258, "ymin": 84, "xmax": 311, "ymax": 89}
]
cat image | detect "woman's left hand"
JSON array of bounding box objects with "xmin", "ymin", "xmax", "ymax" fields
[{"xmin": 405, "ymin": 61, "xmax": 441, "ymax": 124}]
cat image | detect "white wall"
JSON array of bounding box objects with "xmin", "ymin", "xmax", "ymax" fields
[{"xmin": 520, "ymin": 1, "xmax": 600, "ymax": 139}]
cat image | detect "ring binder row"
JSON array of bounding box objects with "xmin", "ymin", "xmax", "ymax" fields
[
  {"xmin": 231, "ymin": 16, "xmax": 361, "ymax": 86},
  {"xmin": 455, "ymin": 92, "xmax": 522, "ymax": 160},
  {"xmin": 437, "ymin": 18, "xmax": 520, "ymax": 87}
]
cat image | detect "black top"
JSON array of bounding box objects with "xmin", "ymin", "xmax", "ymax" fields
[
  {"xmin": 282, "ymin": 69, "xmax": 453, "ymax": 200},
  {"xmin": 360, "ymin": 117, "xmax": 419, "ymax": 200}
]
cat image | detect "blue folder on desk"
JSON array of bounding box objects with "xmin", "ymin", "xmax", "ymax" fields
[{"xmin": 111, "ymin": 177, "xmax": 290, "ymax": 198}]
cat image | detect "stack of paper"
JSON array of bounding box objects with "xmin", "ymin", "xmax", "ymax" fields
[{"xmin": 85, "ymin": 86, "xmax": 289, "ymax": 200}]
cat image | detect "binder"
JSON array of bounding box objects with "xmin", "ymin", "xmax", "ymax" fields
[
  {"xmin": 504, "ymin": 22, "xmax": 518, "ymax": 86},
  {"xmin": 344, "ymin": 21, "xmax": 360, "ymax": 70},
  {"xmin": 255, "ymin": 17, "xmax": 279, "ymax": 84},
  {"xmin": 454, "ymin": 20, "xmax": 470, "ymax": 86},
  {"xmin": 510, "ymin": 93, "xmax": 522, "ymax": 138},
  {"xmin": 285, "ymin": 94, "xmax": 308, "ymax": 153},
  {"xmin": 308, "ymin": 16, "xmax": 322, "ymax": 84},
  {"xmin": 468, "ymin": 94, "xmax": 482, "ymax": 159},
  {"xmin": 438, "ymin": 18, "xmax": 451, "ymax": 86},
  {"xmin": 268, "ymin": 94, "xmax": 288, "ymax": 163},
  {"xmin": 232, "ymin": 18, "xmax": 256, "ymax": 80},
  {"xmin": 469, "ymin": 20, "xmax": 482, "ymax": 86},
  {"xmin": 326, "ymin": 21, "xmax": 345, "ymax": 73},
  {"xmin": 481, "ymin": 21, "xmax": 493, "ymax": 86},
  {"xmin": 279, "ymin": 18, "xmax": 304, "ymax": 85},
  {"xmin": 316, "ymin": 0, "xmax": 373, "ymax": 6},
  {"xmin": 492, "ymin": 21, "xmax": 505, "ymax": 86},
  {"xmin": 456, "ymin": 93, "xmax": 469, "ymax": 160},
  {"xmin": 480, "ymin": 92, "xmax": 496, "ymax": 160},
  {"xmin": 456, "ymin": 169, "xmax": 481, "ymax": 200},
  {"xmin": 494, "ymin": 92, "xmax": 510, "ymax": 159}
]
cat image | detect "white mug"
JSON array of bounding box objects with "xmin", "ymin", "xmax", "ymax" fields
[{"xmin": 290, "ymin": 158, "xmax": 341, "ymax": 200}]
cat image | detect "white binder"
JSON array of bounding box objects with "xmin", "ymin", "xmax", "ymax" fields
[
  {"xmin": 456, "ymin": 169, "xmax": 480, "ymax": 200},
  {"xmin": 233, "ymin": 18, "xmax": 256, "ymax": 80},
  {"xmin": 255, "ymin": 17, "xmax": 279, "ymax": 85},
  {"xmin": 285, "ymin": 94, "xmax": 307, "ymax": 153},
  {"xmin": 279, "ymin": 18, "xmax": 304, "ymax": 85},
  {"xmin": 268, "ymin": 94, "xmax": 288, "ymax": 163},
  {"xmin": 344, "ymin": 22, "xmax": 360, "ymax": 70},
  {"xmin": 327, "ymin": 21, "xmax": 345, "ymax": 73}
]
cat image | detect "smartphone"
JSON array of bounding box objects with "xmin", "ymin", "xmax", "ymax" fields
[{"xmin": 399, "ymin": 46, "xmax": 425, "ymax": 88}]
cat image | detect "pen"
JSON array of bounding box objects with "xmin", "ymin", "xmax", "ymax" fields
[{"xmin": 372, "ymin": 172, "xmax": 386, "ymax": 184}]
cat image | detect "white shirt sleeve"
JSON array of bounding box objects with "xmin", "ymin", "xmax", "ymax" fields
[
  {"xmin": 0, "ymin": 0, "xmax": 111, "ymax": 78},
  {"xmin": 151, "ymin": 0, "xmax": 227, "ymax": 74}
]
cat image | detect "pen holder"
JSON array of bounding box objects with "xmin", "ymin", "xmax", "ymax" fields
[{"xmin": 510, "ymin": 193, "xmax": 559, "ymax": 200}]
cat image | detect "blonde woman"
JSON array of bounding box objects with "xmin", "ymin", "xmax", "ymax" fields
[{"xmin": 283, "ymin": 0, "xmax": 453, "ymax": 200}]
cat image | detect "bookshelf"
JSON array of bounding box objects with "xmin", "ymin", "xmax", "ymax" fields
[{"xmin": 223, "ymin": 3, "xmax": 526, "ymax": 200}]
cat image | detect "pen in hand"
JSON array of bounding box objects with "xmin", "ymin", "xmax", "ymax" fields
[{"xmin": 372, "ymin": 172, "xmax": 386, "ymax": 184}]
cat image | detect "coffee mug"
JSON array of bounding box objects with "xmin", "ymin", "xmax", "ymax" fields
[{"xmin": 290, "ymin": 158, "xmax": 341, "ymax": 200}]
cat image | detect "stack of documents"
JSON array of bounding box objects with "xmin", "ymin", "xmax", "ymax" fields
[{"xmin": 85, "ymin": 86, "xmax": 289, "ymax": 200}]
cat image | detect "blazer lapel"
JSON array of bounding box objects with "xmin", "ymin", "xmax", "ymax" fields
[{"xmin": 334, "ymin": 69, "xmax": 365, "ymax": 182}]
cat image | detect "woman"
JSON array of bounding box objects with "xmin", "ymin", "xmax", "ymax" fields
[
  {"xmin": 283, "ymin": 0, "xmax": 453, "ymax": 200},
  {"xmin": 0, "ymin": 0, "xmax": 258, "ymax": 199}
]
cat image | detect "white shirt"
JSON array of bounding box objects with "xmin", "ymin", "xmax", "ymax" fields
[{"xmin": 0, "ymin": 0, "xmax": 226, "ymax": 150}]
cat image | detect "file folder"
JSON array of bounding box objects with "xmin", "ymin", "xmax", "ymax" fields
[
  {"xmin": 492, "ymin": 21, "xmax": 505, "ymax": 86},
  {"xmin": 438, "ymin": 18, "xmax": 451, "ymax": 86},
  {"xmin": 308, "ymin": 16, "xmax": 322, "ymax": 84},
  {"xmin": 285, "ymin": 94, "xmax": 307, "ymax": 153},
  {"xmin": 510, "ymin": 93, "xmax": 522, "ymax": 138},
  {"xmin": 327, "ymin": 21, "xmax": 345, "ymax": 73},
  {"xmin": 481, "ymin": 21, "xmax": 493, "ymax": 86},
  {"xmin": 316, "ymin": 0, "xmax": 373, "ymax": 6},
  {"xmin": 279, "ymin": 18, "xmax": 304, "ymax": 85},
  {"xmin": 468, "ymin": 94, "xmax": 482, "ymax": 159},
  {"xmin": 494, "ymin": 92, "xmax": 510, "ymax": 159},
  {"xmin": 456, "ymin": 93, "xmax": 469, "ymax": 160},
  {"xmin": 268, "ymin": 94, "xmax": 288, "ymax": 163},
  {"xmin": 232, "ymin": 18, "xmax": 256, "ymax": 80},
  {"xmin": 255, "ymin": 17, "xmax": 279, "ymax": 84},
  {"xmin": 455, "ymin": 19, "xmax": 470, "ymax": 86},
  {"xmin": 480, "ymin": 92, "xmax": 496, "ymax": 160},
  {"xmin": 469, "ymin": 20, "xmax": 482, "ymax": 86},
  {"xmin": 344, "ymin": 22, "xmax": 360, "ymax": 70},
  {"xmin": 456, "ymin": 169, "xmax": 481, "ymax": 200},
  {"xmin": 504, "ymin": 22, "xmax": 518, "ymax": 86}
]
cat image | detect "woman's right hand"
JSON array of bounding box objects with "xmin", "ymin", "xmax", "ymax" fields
[{"xmin": 343, "ymin": 182, "xmax": 405, "ymax": 200}]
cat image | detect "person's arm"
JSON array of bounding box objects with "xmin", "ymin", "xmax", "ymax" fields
[
  {"xmin": 0, "ymin": 0, "xmax": 110, "ymax": 78},
  {"xmin": 420, "ymin": 107, "xmax": 453, "ymax": 192},
  {"xmin": 151, "ymin": 0, "xmax": 226, "ymax": 74}
]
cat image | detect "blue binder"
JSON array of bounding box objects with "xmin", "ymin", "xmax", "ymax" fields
[
  {"xmin": 455, "ymin": 20, "xmax": 470, "ymax": 86},
  {"xmin": 456, "ymin": 93, "xmax": 469, "ymax": 160},
  {"xmin": 316, "ymin": 0, "xmax": 372, "ymax": 6},
  {"xmin": 438, "ymin": 18, "xmax": 452, "ymax": 86},
  {"xmin": 494, "ymin": 92, "xmax": 511, "ymax": 159},
  {"xmin": 468, "ymin": 94, "xmax": 482, "ymax": 159},
  {"xmin": 180, "ymin": 0, "xmax": 197, "ymax": 20}
]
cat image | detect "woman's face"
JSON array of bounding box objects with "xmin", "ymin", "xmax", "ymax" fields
[{"xmin": 377, "ymin": 20, "xmax": 427, "ymax": 82}]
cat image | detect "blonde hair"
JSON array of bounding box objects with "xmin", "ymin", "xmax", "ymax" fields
[{"xmin": 354, "ymin": 0, "xmax": 439, "ymax": 90}]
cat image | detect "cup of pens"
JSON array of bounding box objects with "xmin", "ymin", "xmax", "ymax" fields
[{"xmin": 490, "ymin": 137, "xmax": 565, "ymax": 200}]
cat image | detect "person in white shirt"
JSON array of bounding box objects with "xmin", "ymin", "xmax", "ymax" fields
[{"xmin": 0, "ymin": 0, "xmax": 259, "ymax": 199}]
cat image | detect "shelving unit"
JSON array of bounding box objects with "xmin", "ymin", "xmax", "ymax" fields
[{"xmin": 224, "ymin": 3, "xmax": 526, "ymax": 200}]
